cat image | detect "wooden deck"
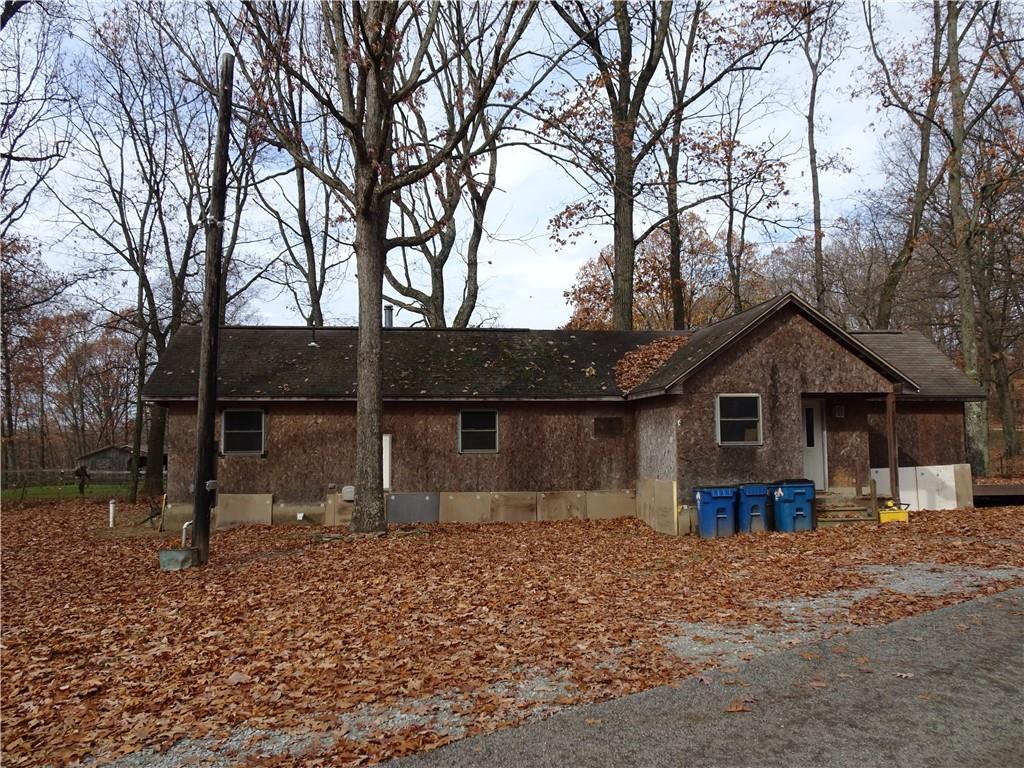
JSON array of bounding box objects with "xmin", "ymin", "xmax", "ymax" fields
[{"xmin": 972, "ymin": 483, "xmax": 1024, "ymax": 500}]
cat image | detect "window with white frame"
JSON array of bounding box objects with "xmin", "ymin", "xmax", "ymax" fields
[
  {"xmin": 715, "ymin": 394, "xmax": 762, "ymax": 445},
  {"xmin": 458, "ymin": 410, "xmax": 498, "ymax": 453},
  {"xmin": 221, "ymin": 409, "xmax": 265, "ymax": 454}
]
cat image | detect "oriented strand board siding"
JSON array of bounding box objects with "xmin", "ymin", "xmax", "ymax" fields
[
  {"xmin": 825, "ymin": 397, "xmax": 871, "ymax": 490},
  {"xmin": 166, "ymin": 402, "xmax": 636, "ymax": 502},
  {"xmin": 673, "ymin": 307, "xmax": 894, "ymax": 494},
  {"xmin": 867, "ymin": 401, "xmax": 967, "ymax": 467},
  {"xmin": 636, "ymin": 400, "xmax": 678, "ymax": 481},
  {"xmin": 166, "ymin": 405, "xmax": 197, "ymax": 501},
  {"xmin": 389, "ymin": 403, "xmax": 635, "ymax": 493}
]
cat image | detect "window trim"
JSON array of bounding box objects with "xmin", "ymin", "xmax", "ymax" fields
[
  {"xmin": 457, "ymin": 409, "xmax": 499, "ymax": 454},
  {"xmin": 715, "ymin": 393, "xmax": 763, "ymax": 446},
  {"xmin": 220, "ymin": 408, "xmax": 266, "ymax": 456}
]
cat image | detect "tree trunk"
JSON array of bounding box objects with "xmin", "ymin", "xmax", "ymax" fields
[
  {"xmin": 611, "ymin": 142, "xmax": 636, "ymax": 330},
  {"xmin": 946, "ymin": 0, "xmax": 988, "ymax": 476},
  {"xmin": 127, "ymin": 331, "xmax": 147, "ymax": 503},
  {"xmin": 992, "ymin": 356, "xmax": 1019, "ymax": 458},
  {"xmin": 350, "ymin": 174, "xmax": 388, "ymax": 533},
  {"xmin": 666, "ymin": 143, "xmax": 685, "ymax": 330},
  {"xmin": 1, "ymin": 320, "xmax": 15, "ymax": 472},
  {"xmin": 807, "ymin": 67, "xmax": 825, "ymax": 310}
]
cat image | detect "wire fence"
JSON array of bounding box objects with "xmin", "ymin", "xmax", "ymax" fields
[{"xmin": 1, "ymin": 469, "xmax": 167, "ymax": 501}]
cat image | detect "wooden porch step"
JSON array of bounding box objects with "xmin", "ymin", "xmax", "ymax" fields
[
  {"xmin": 817, "ymin": 508, "xmax": 873, "ymax": 518},
  {"xmin": 816, "ymin": 516, "xmax": 876, "ymax": 529}
]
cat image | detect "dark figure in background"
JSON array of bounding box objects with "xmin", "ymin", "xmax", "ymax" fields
[{"xmin": 74, "ymin": 464, "xmax": 90, "ymax": 495}]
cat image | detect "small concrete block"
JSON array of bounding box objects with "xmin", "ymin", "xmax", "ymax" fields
[
  {"xmin": 216, "ymin": 493, "xmax": 272, "ymax": 529},
  {"xmin": 537, "ymin": 491, "xmax": 586, "ymax": 521},
  {"xmin": 325, "ymin": 493, "xmax": 353, "ymax": 526},
  {"xmin": 387, "ymin": 493, "xmax": 440, "ymax": 524},
  {"xmin": 490, "ymin": 492, "xmax": 537, "ymax": 523},
  {"xmin": 440, "ymin": 493, "xmax": 491, "ymax": 523},
  {"xmin": 585, "ymin": 490, "xmax": 636, "ymax": 520},
  {"xmin": 159, "ymin": 547, "xmax": 199, "ymax": 571}
]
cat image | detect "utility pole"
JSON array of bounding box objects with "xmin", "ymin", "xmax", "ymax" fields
[{"xmin": 191, "ymin": 53, "xmax": 234, "ymax": 565}]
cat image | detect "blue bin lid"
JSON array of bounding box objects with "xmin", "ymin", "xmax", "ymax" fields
[
  {"xmin": 695, "ymin": 485, "xmax": 737, "ymax": 498},
  {"xmin": 738, "ymin": 483, "xmax": 769, "ymax": 494}
]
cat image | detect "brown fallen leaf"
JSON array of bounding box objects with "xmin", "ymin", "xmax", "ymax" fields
[
  {"xmin": 584, "ymin": 718, "xmax": 602, "ymax": 726},
  {"xmin": 724, "ymin": 699, "xmax": 752, "ymax": 713},
  {"xmin": 808, "ymin": 679, "xmax": 828, "ymax": 689},
  {"xmin": 799, "ymin": 652, "xmax": 821, "ymax": 661},
  {"xmin": 226, "ymin": 671, "xmax": 252, "ymax": 686}
]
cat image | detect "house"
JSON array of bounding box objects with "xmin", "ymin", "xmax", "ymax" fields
[
  {"xmin": 142, "ymin": 293, "xmax": 984, "ymax": 531},
  {"xmin": 77, "ymin": 444, "xmax": 144, "ymax": 472}
]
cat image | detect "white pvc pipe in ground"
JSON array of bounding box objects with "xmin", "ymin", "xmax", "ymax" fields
[{"xmin": 109, "ymin": 499, "xmax": 116, "ymax": 528}]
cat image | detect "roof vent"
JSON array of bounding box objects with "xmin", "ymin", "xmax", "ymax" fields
[{"xmin": 384, "ymin": 304, "xmax": 394, "ymax": 328}]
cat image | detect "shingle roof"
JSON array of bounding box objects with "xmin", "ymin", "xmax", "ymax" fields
[
  {"xmin": 627, "ymin": 293, "xmax": 918, "ymax": 397},
  {"xmin": 850, "ymin": 330, "xmax": 985, "ymax": 400},
  {"xmin": 630, "ymin": 295, "xmax": 791, "ymax": 395},
  {"xmin": 142, "ymin": 326, "xmax": 682, "ymax": 402},
  {"xmin": 142, "ymin": 295, "xmax": 983, "ymax": 404}
]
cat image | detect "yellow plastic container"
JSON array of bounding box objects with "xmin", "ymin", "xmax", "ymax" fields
[{"xmin": 879, "ymin": 508, "xmax": 909, "ymax": 524}]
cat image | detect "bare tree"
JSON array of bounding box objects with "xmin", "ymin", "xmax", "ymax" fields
[
  {"xmin": 216, "ymin": 1, "xmax": 546, "ymax": 531},
  {"xmin": 792, "ymin": 0, "xmax": 846, "ymax": 310},
  {"xmin": 944, "ymin": 0, "xmax": 1023, "ymax": 474},
  {"xmin": 0, "ymin": 1, "xmax": 73, "ymax": 240},
  {"xmin": 0, "ymin": 239, "xmax": 73, "ymax": 471},
  {"xmin": 384, "ymin": 92, "xmax": 499, "ymax": 328},
  {"xmin": 863, "ymin": 1, "xmax": 949, "ymax": 329},
  {"xmin": 711, "ymin": 71, "xmax": 791, "ymax": 313},
  {"xmin": 54, "ymin": 0, "xmax": 264, "ymax": 495},
  {"xmin": 533, "ymin": 2, "xmax": 670, "ymax": 330},
  {"xmin": 646, "ymin": 1, "xmax": 796, "ymax": 328}
]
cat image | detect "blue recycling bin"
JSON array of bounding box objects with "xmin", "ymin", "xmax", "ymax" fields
[
  {"xmin": 694, "ymin": 486, "xmax": 737, "ymax": 538},
  {"xmin": 771, "ymin": 480, "xmax": 815, "ymax": 532},
  {"xmin": 737, "ymin": 483, "xmax": 770, "ymax": 533}
]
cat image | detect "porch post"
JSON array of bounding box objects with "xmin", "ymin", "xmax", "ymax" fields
[{"xmin": 885, "ymin": 391, "xmax": 900, "ymax": 503}]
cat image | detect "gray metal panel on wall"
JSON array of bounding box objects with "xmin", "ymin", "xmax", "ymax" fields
[{"xmin": 386, "ymin": 493, "xmax": 440, "ymax": 524}]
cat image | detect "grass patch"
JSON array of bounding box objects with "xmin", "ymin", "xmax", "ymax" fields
[{"xmin": 1, "ymin": 483, "xmax": 134, "ymax": 502}]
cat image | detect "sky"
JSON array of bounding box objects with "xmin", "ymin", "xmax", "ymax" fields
[{"xmin": 17, "ymin": 1, "xmax": 923, "ymax": 331}]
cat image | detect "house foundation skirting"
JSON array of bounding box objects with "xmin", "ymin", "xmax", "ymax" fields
[{"xmin": 160, "ymin": 485, "xmax": 687, "ymax": 533}]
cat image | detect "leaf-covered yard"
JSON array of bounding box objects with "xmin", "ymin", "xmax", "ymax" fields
[{"xmin": 2, "ymin": 500, "xmax": 1022, "ymax": 767}]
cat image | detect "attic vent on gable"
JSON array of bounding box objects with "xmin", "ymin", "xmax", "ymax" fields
[{"xmin": 594, "ymin": 416, "xmax": 624, "ymax": 439}]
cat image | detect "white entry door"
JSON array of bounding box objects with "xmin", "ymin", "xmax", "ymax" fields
[{"xmin": 802, "ymin": 399, "xmax": 827, "ymax": 490}]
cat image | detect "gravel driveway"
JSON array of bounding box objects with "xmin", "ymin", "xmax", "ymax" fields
[{"xmin": 392, "ymin": 587, "xmax": 1024, "ymax": 768}]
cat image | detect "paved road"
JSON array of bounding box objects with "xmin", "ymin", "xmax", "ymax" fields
[{"xmin": 394, "ymin": 589, "xmax": 1024, "ymax": 768}]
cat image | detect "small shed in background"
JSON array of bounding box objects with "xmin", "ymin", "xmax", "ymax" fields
[{"xmin": 76, "ymin": 444, "xmax": 146, "ymax": 472}]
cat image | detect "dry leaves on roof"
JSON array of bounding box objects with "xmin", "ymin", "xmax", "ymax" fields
[{"xmin": 614, "ymin": 335, "xmax": 690, "ymax": 392}]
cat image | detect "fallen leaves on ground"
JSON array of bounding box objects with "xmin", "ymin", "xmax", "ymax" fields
[
  {"xmin": 1, "ymin": 501, "xmax": 1022, "ymax": 766},
  {"xmin": 724, "ymin": 699, "xmax": 752, "ymax": 713}
]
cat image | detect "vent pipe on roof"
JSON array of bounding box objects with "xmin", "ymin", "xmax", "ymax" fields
[{"xmin": 384, "ymin": 304, "xmax": 394, "ymax": 328}]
